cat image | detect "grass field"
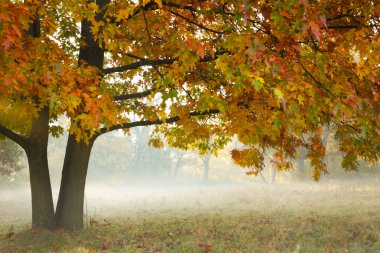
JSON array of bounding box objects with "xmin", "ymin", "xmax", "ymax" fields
[{"xmin": 1, "ymin": 179, "xmax": 380, "ymax": 252}]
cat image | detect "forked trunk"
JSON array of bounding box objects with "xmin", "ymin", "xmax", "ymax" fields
[
  {"xmin": 25, "ymin": 107, "xmax": 55, "ymax": 229},
  {"xmin": 55, "ymin": 134, "xmax": 94, "ymax": 230},
  {"xmin": 54, "ymin": 0, "xmax": 105, "ymax": 230}
]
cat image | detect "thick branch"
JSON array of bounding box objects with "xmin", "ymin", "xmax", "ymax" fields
[
  {"xmin": 94, "ymin": 109, "xmax": 220, "ymax": 138},
  {"xmin": 0, "ymin": 124, "xmax": 28, "ymax": 148},
  {"xmin": 103, "ymin": 52, "xmax": 223, "ymax": 75},
  {"xmin": 102, "ymin": 58, "xmax": 176, "ymax": 74}
]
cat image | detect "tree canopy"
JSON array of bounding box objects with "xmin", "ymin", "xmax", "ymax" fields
[{"xmin": 0, "ymin": 0, "xmax": 379, "ymax": 229}]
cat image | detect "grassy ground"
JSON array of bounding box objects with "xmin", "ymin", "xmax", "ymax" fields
[{"xmin": 1, "ymin": 180, "xmax": 380, "ymax": 252}]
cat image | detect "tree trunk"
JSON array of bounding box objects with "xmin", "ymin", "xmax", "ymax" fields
[
  {"xmin": 54, "ymin": 0, "xmax": 106, "ymax": 230},
  {"xmin": 25, "ymin": 107, "xmax": 55, "ymax": 229},
  {"xmin": 271, "ymin": 167, "xmax": 277, "ymax": 184},
  {"xmin": 55, "ymin": 134, "xmax": 94, "ymax": 230},
  {"xmin": 172, "ymin": 153, "xmax": 184, "ymax": 179},
  {"xmin": 259, "ymin": 171, "xmax": 268, "ymax": 183},
  {"xmin": 296, "ymin": 148, "xmax": 306, "ymax": 175},
  {"xmin": 203, "ymin": 154, "xmax": 210, "ymax": 182}
]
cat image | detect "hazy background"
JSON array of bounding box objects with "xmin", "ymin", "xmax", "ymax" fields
[{"xmin": 1, "ymin": 126, "xmax": 380, "ymax": 231}]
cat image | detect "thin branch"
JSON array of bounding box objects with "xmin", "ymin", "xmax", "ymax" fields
[
  {"xmin": 340, "ymin": 121, "xmax": 362, "ymax": 134},
  {"xmin": 113, "ymin": 88, "xmax": 157, "ymax": 101},
  {"xmin": 298, "ymin": 61, "xmax": 333, "ymax": 95},
  {"xmin": 325, "ymin": 24, "xmax": 379, "ymax": 30},
  {"xmin": 169, "ymin": 10, "xmax": 226, "ymax": 34},
  {"xmin": 331, "ymin": 118, "xmax": 364, "ymax": 142},
  {"xmin": 0, "ymin": 124, "xmax": 28, "ymax": 148},
  {"xmin": 152, "ymin": 65, "xmax": 165, "ymax": 78},
  {"xmin": 190, "ymin": 9, "xmax": 213, "ymax": 40},
  {"xmin": 142, "ymin": 8, "xmax": 153, "ymax": 44},
  {"xmin": 94, "ymin": 109, "xmax": 220, "ymax": 138},
  {"xmin": 125, "ymin": 53, "xmax": 145, "ymax": 60},
  {"xmin": 181, "ymin": 85, "xmax": 194, "ymax": 101},
  {"xmin": 102, "ymin": 58, "xmax": 176, "ymax": 74},
  {"xmin": 321, "ymin": 125, "xmax": 334, "ymax": 145}
]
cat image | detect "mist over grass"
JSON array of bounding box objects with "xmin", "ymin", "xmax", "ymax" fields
[
  {"xmin": 1, "ymin": 177, "xmax": 380, "ymax": 252},
  {"xmin": 1, "ymin": 132, "xmax": 380, "ymax": 252},
  {"xmin": 1, "ymin": 176, "xmax": 380, "ymax": 230}
]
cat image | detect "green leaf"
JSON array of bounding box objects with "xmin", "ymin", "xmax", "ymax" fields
[
  {"xmin": 252, "ymin": 77, "xmax": 264, "ymax": 90},
  {"xmin": 274, "ymin": 88, "xmax": 284, "ymax": 99},
  {"xmin": 55, "ymin": 62, "xmax": 63, "ymax": 72},
  {"xmin": 273, "ymin": 118, "xmax": 281, "ymax": 128}
]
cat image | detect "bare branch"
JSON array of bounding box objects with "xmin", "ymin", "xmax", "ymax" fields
[
  {"xmin": 124, "ymin": 53, "xmax": 144, "ymax": 60},
  {"xmin": 102, "ymin": 58, "xmax": 176, "ymax": 74},
  {"xmin": 169, "ymin": 10, "xmax": 226, "ymax": 35},
  {"xmin": 181, "ymin": 85, "xmax": 195, "ymax": 101},
  {"xmin": 0, "ymin": 124, "xmax": 28, "ymax": 148},
  {"xmin": 103, "ymin": 52, "xmax": 223, "ymax": 75},
  {"xmin": 94, "ymin": 109, "xmax": 220, "ymax": 138},
  {"xmin": 325, "ymin": 24, "xmax": 379, "ymax": 29}
]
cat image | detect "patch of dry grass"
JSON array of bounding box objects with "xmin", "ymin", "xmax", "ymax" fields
[{"xmin": 1, "ymin": 210, "xmax": 380, "ymax": 253}]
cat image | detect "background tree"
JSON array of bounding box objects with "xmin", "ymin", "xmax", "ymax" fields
[
  {"xmin": 0, "ymin": 0, "xmax": 379, "ymax": 230},
  {"xmin": 0, "ymin": 139, "xmax": 24, "ymax": 177},
  {"xmin": 201, "ymin": 153, "xmax": 211, "ymax": 182},
  {"xmin": 170, "ymin": 149, "xmax": 186, "ymax": 179},
  {"xmin": 131, "ymin": 126, "xmax": 172, "ymax": 178}
]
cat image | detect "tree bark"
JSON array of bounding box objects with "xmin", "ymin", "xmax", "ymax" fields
[
  {"xmin": 25, "ymin": 107, "xmax": 55, "ymax": 229},
  {"xmin": 54, "ymin": 0, "xmax": 108, "ymax": 230},
  {"xmin": 53, "ymin": 0, "xmax": 105, "ymax": 230},
  {"xmin": 55, "ymin": 134, "xmax": 94, "ymax": 230}
]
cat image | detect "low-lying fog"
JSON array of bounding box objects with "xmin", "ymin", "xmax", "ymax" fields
[
  {"xmin": 1, "ymin": 131, "xmax": 380, "ymax": 230},
  {"xmin": 1, "ymin": 178, "xmax": 380, "ymax": 231}
]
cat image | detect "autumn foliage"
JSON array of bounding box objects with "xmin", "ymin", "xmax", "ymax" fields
[
  {"xmin": 0, "ymin": 0, "xmax": 379, "ymax": 229},
  {"xmin": 1, "ymin": 0, "xmax": 380, "ymax": 176}
]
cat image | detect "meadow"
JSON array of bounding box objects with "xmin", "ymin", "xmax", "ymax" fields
[{"xmin": 1, "ymin": 179, "xmax": 380, "ymax": 253}]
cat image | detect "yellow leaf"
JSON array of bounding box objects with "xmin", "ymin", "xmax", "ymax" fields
[
  {"xmin": 88, "ymin": 2, "xmax": 99, "ymax": 11},
  {"xmin": 297, "ymin": 94, "xmax": 304, "ymax": 105},
  {"xmin": 274, "ymin": 88, "xmax": 284, "ymax": 99},
  {"xmin": 116, "ymin": 9, "xmax": 130, "ymax": 22},
  {"xmin": 256, "ymin": 76, "xmax": 265, "ymax": 83}
]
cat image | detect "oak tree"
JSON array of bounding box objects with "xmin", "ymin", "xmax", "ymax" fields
[{"xmin": 0, "ymin": 0, "xmax": 379, "ymax": 230}]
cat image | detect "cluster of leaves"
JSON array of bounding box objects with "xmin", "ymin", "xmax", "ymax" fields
[{"xmin": 0, "ymin": 0, "xmax": 379, "ymax": 179}]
